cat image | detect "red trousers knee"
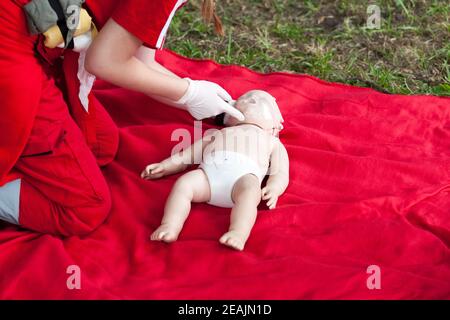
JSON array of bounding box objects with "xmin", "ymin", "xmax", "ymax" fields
[{"xmin": 14, "ymin": 75, "xmax": 115, "ymax": 236}]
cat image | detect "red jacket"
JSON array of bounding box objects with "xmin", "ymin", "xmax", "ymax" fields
[{"xmin": 85, "ymin": 0, "xmax": 188, "ymax": 49}]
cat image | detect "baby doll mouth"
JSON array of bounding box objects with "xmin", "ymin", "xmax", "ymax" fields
[{"xmin": 215, "ymin": 113, "xmax": 226, "ymax": 126}]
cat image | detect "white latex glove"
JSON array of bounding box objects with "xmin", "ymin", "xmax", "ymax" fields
[
  {"xmin": 57, "ymin": 31, "xmax": 93, "ymax": 53},
  {"xmin": 176, "ymin": 78, "xmax": 245, "ymax": 121}
]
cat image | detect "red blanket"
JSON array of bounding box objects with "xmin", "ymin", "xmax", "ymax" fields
[{"xmin": 0, "ymin": 50, "xmax": 449, "ymax": 299}]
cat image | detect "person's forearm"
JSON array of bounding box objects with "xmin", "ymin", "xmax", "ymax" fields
[
  {"xmin": 135, "ymin": 47, "xmax": 191, "ymax": 107},
  {"xmin": 85, "ymin": 19, "xmax": 188, "ymax": 101},
  {"xmin": 136, "ymin": 46, "xmax": 181, "ymax": 78},
  {"xmin": 149, "ymin": 60, "xmax": 180, "ymax": 78},
  {"xmin": 145, "ymin": 63, "xmax": 193, "ymax": 106},
  {"xmin": 94, "ymin": 55, "xmax": 188, "ymax": 100}
]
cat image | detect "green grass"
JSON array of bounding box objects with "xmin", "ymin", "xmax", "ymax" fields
[{"xmin": 166, "ymin": 0, "xmax": 450, "ymax": 96}]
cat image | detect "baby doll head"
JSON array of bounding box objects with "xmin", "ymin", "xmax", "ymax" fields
[{"xmin": 224, "ymin": 90, "xmax": 284, "ymax": 136}]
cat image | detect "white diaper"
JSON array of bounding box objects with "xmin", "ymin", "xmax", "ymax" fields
[{"xmin": 199, "ymin": 150, "xmax": 266, "ymax": 208}]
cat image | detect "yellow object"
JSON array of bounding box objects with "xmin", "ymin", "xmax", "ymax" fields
[
  {"xmin": 91, "ymin": 23, "xmax": 98, "ymax": 39},
  {"xmin": 43, "ymin": 9, "xmax": 92, "ymax": 49}
]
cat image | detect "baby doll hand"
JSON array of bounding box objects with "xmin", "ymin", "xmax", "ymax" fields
[
  {"xmin": 261, "ymin": 184, "xmax": 281, "ymax": 209},
  {"xmin": 141, "ymin": 163, "xmax": 166, "ymax": 180}
]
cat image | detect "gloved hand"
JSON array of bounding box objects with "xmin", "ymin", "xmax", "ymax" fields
[{"xmin": 176, "ymin": 78, "xmax": 245, "ymax": 121}]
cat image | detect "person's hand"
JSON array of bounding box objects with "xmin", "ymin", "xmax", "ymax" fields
[
  {"xmin": 141, "ymin": 163, "xmax": 166, "ymax": 180},
  {"xmin": 261, "ymin": 183, "xmax": 282, "ymax": 209},
  {"xmin": 177, "ymin": 78, "xmax": 245, "ymax": 121}
]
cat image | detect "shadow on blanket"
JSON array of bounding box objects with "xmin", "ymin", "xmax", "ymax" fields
[{"xmin": 0, "ymin": 50, "xmax": 449, "ymax": 299}]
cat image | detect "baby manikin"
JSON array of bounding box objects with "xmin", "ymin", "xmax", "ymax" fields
[{"xmin": 141, "ymin": 90, "xmax": 289, "ymax": 251}]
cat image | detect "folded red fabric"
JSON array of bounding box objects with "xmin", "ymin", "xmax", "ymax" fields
[{"xmin": 0, "ymin": 49, "xmax": 449, "ymax": 299}]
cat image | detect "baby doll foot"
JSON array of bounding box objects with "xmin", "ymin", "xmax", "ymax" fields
[
  {"xmin": 150, "ymin": 224, "xmax": 180, "ymax": 243},
  {"xmin": 219, "ymin": 230, "xmax": 247, "ymax": 251}
]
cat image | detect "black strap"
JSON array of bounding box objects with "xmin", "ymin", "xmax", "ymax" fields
[
  {"xmin": 48, "ymin": 0, "xmax": 64, "ymax": 21},
  {"xmin": 48, "ymin": 0, "xmax": 74, "ymax": 49}
]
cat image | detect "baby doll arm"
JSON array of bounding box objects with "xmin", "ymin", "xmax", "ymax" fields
[
  {"xmin": 261, "ymin": 141, "xmax": 289, "ymax": 209},
  {"xmin": 141, "ymin": 135, "xmax": 213, "ymax": 180}
]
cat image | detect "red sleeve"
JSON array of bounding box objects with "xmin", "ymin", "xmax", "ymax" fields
[
  {"xmin": 0, "ymin": 1, "xmax": 43, "ymax": 184},
  {"xmin": 112, "ymin": 0, "xmax": 188, "ymax": 49},
  {"xmin": 85, "ymin": 0, "xmax": 118, "ymax": 29}
]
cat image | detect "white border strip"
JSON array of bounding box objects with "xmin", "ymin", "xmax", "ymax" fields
[{"xmin": 155, "ymin": 0, "xmax": 187, "ymax": 48}]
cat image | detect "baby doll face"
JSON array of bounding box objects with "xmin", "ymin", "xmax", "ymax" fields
[{"xmin": 225, "ymin": 90, "xmax": 284, "ymax": 136}]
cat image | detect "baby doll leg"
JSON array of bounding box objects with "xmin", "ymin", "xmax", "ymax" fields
[
  {"xmin": 151, "ymin": 169, "xmax": 211, "ymax": 243},
  {"xmin": 220, "ymin": 174, "xmax": 262, "ymax": 251}
]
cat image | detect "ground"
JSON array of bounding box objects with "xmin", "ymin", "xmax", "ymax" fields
[{"xmin": 166, "ymin": 0, "xmax": 450, "ymax": 96}]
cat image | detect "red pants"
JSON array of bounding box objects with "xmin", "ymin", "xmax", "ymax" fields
[
  {"xmin": 14, "ymin": 72, "xmax": 119, "ymax": 236},
  {"xmin": 2, "ymin": 0, "xmax": 118, "ymax": 236}
]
